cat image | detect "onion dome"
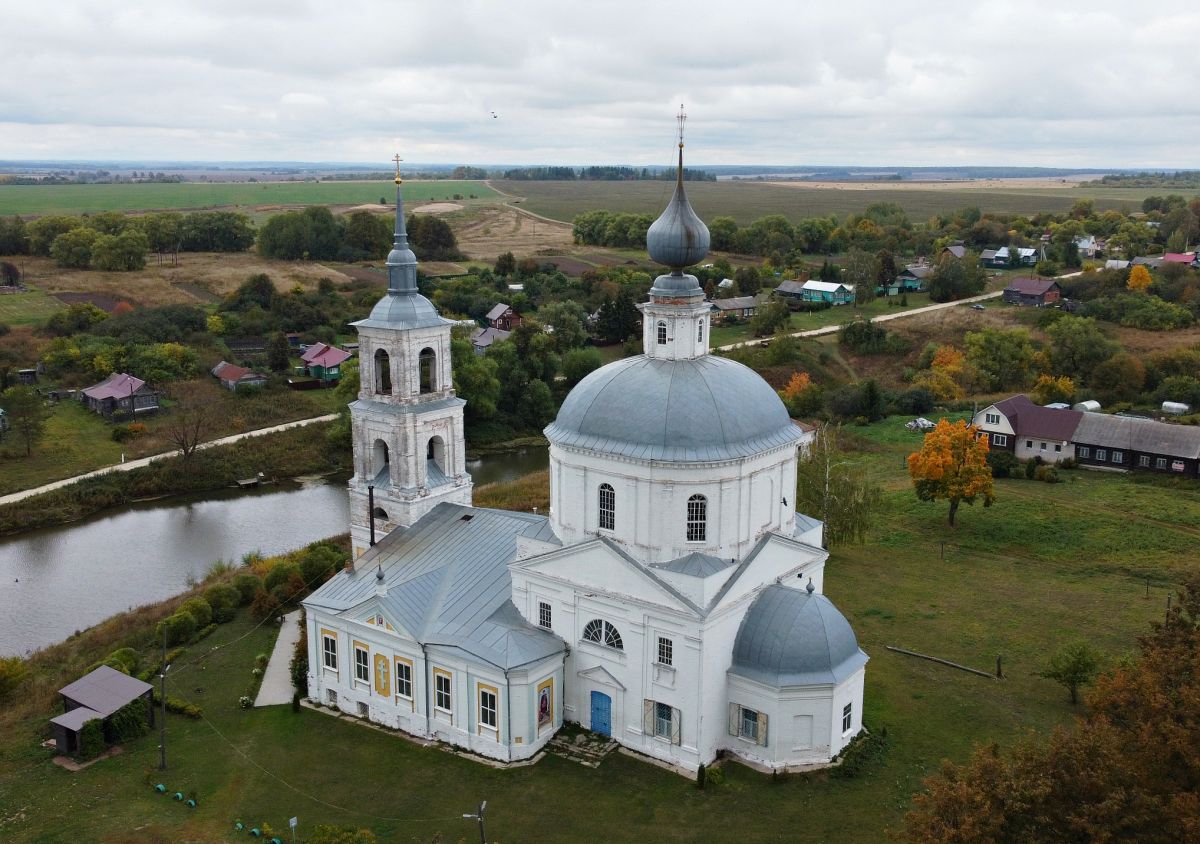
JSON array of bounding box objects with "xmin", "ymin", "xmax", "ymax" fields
[{"xmin": 647, "ymin": 108, "xmax": 709, "ymax": 295}]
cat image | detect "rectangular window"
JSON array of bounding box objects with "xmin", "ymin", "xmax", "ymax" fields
[
  {"xmin": 991, "ymin": 434, "xmax": 1007, "ymax": 447},
  {"xmin": 598, "ymin": 484, "xmax": 615, "ymax": 531},
  {"xmin": 728, "ymin": 703, "xmax": 768, "ymax": 747},
  {"xmin": 326, "ymin": 689, "xmax": 337, "ymax": 706},
  {"xmin": 538, "ymin": 601, "xmax": 552, "ymax": 629},
  {"xmin": 322, "ymin": 631, "xmax": 338, "ymax": 671},
  {"xmin": 1026, "ymin": 440, "xmax": 1033, "ymax": 449},
  {"xmin": 1096, "ymin": 449, "xmax": 1107, "ymax": 461},
  {"xmin": 985, "ymin": 412, "xmax": 1000, "ymax": 425},
  {"xmin": 645, "ymin": 699, "xmax": 681, "ymax": 745},
  {"xmin": 1156, "ymin": 457, "xmax": 1168, "ymax": 469},
  {"xmin": 1040, "ymin": 442, "xmax": 1047, "ymax": 451},
  {"xmin": 478, "ymin": 685, "xmax": 498, "ymax": 732},
  {"xmin": 435, "ymin": 670, "xmax": 452, "ymax": 714},
  {"xmin": 657, "ymin": 636, "xmax": 673, "ymax": 667},
  {"xmin": 1112, "ymin": 451, "xmax": 1123, "ymax": 464},
  {"xmin": 741, "ymin": 706, "xmax": 759, "ymax": 741},
  {"xmin": 1054, "ymin": 444, "xmax": 1062, "ymax": 453},
  {"xmin": 357, "ymin": 701, "xmax": 369, "ymax": 718},
  {"xmin": 354, "ymin": 643, "xmax": 369, "ymax": 684},
  {"xmin": 1139, "ymin": 455, "xmax": 1150, "ymax": 467},
  {"xmin": 842, "ymin": 702, "xmax": 853, "ymax": 733},
  {"xmin": 1078, "ymin": 446, "xmax": 1090, "ymax": 458},
  {"xmin": 655, "ymin": 701, "xmax": 673, "ymax": 739},
  {"xmin": 395, "ymin": 659, "xmax": 412, "ymax": 699}
]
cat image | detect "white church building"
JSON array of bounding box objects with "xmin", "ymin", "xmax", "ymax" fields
[{"xmin": 302, "ymin": 140, "xmax": 868, "ymax": 774}]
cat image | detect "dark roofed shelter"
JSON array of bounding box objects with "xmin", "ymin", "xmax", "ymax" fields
[
  {"xmin": 1003, "ymin": 277, "xmax": 1062, "ymax": 307},
  {"xmin": 50, "ymin": 665, "xmax": 153, "ymax": 757}
]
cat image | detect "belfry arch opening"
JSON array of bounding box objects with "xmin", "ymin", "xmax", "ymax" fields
[
  {"xmin": 427, "ymin": 435, "xmax": 447, "ymax": 476},
  {"xmin": 374, "ymin": 349, "xmax": 391, "ymax": 394},
  {"xmin": 419, "ymin": 347, "xmax": 436, "ymax": 394},
  {"xmin": 372, "ymin": 439, "xmax": 390, "ymax": 484}
]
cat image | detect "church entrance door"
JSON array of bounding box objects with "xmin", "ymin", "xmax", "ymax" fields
[{"xmin": 590, "ymin": 691, "xmax": 612, "ymax": 737}]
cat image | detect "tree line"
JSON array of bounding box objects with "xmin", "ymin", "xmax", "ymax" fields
[{"xmin": 502, "ymin": 166, "xmax": 714, "ymax": 181}]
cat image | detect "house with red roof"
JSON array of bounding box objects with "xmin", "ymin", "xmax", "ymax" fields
[
  {"xmin": 300, "ymin": 342, "xmax": 352, "ymax": 384},
  {"xmin": 1002, "ymin": 277, "xmax": 1061, "ymax": 307},
  {"xmin": 972, "ymin": 394, "xmax": 1082, "ymax": 462},
  {"xmin": 211, "ymin": 360, "xmax": 268, "ymax": 391},
  {"xmin": 1162, "ymin": 252, "xmax": 1198, "ymax": 266},
  {"xmin": 80, "ymin": 372, "xmax": 160, "ymax": 417}
]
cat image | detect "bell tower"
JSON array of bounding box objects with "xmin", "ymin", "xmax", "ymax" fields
[{"xmin": 346, "ymin": 156, "xmax": 472, "ymax": 556}]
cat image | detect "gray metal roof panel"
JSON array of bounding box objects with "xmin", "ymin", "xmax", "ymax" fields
[
  {"xmin": 57, "ymin": 665, "xmax": 152, "ymax": 717},
  {"xmin": 654, "ymin": 551, "xmax": 734, "ymax": 578},
  {"xmin": 1074, "ymin": 413, "xmax": 1200, "ymax": 459}
]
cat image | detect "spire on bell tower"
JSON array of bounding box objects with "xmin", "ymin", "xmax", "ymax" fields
[{"xmin": 386, "ymin": 153, "xmax": 419, "ymax": 296}]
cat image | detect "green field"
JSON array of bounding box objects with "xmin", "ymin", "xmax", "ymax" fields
[
  {"xmin": 500, "ymin": 180, "xmax": 1174, "ymax": 225},
  {"xmin": 0, "ymin": 284, "xmax": 63, "ymax": 326},
  {"xmin": 0, "ymin": 181, "xmax": 498, "ymax": 216},
  {"xmin": 1, "ymin": 417, "xmax": 1193, "ymax": 842}
]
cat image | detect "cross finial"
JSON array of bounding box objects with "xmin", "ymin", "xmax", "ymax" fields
[
  {"xmin": 677, "ymin": 103, "xmax": 687, "ymax": 149},
  {"xmin": 392, "ymin": 153, "xmax": 403, "ymax": 185}
]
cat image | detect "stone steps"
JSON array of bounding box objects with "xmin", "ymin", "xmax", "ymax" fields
[{"xmin": 547, "ymin": 731, "xmax": 617, "ymax": 767}]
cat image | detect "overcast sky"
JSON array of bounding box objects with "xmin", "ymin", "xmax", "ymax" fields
[{"xmin": 3, "ymin": 0, "xmax": 1198, "ymax": 167}]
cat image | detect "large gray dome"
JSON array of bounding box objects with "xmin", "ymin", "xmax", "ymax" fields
[
  {"xmin": 730, "ymin": 585, "xmax": 868, "ymax": 687},
  {"xmin": 545, "ymin": 355, "xmax": 803, "ymax": 462}
]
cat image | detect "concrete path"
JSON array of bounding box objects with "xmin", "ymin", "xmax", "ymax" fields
[
  {"xmin": 0, "ymin": 413, "xmax": 338, "ymax": 507},
  {"xmin": 255, "ymin": 609, "xmax": 302, "ymax": 707}
]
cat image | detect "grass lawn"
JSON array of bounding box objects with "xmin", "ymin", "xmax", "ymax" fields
[
  {"xmin": 0, "ymin": 181, "xmax": 498, "ymax": 216},
  {"xmin": 0, "ymin": 285, "xmax": 65, "ymax": 326},
  {"xmin": 2, "ymin": 416, "xmax": 1194, "ymax": 842}
]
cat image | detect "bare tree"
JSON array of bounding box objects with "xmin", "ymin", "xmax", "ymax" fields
[
  {"xmin": 163, "ymin": 382, "xmax": 214, "ymax": 460},
  {"xmin": 794, "ymin": 425, "xmax": 882, "ymax": 548}
]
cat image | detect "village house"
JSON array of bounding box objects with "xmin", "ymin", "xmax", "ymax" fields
[
  {"xmin": 1002, "ymin": 277, "xmax": 1062, "ymax": 307},
  {"xmin": 981, "ymin": 246, "xmax": 1039, "ymax": 268},
  {"xmin": 773, "ymin": 279, "xmax": 809, "ymax": 305},
  {"xmin": 710, "ymin": 295, "xmax": 759, "ymax": 322},
  {"xmin": 795, "ymin": 280, "xmax": 854, "ymax": 305},
  {"xmin": 469, "ymin": 326, "xmax": 510, "ymax": 355},
  {"xmin": 972, "ymin": 395, "xmax": 1081, "ymax": 462},
  {"xmin": 300, "ymin": 342, "xmax": 352, "ymax": 384},
  {"xmin": 211, "ymin": 361, "xmax": 268, "ymax": 391},
  {"xmin": 1131, "ymin": 255, "xmax": 1163, "ymax": 270},
  {"xmin": 486, "ymin": 303, "xmax": 522, "ymax": 331},
  {"xmin": 941, "ymin": 244, "xmax": 966, "ymax": 260},
  {"xmin": 1162, "ymin": 252, "xmax": 1199, "ymax": 267},
  {"xmin": 80, "ymin": 372, "xmax": 160, "ymax": 417},
  {"xmin": 884, "ymin": 264, "xmax": 931, "ymax": 295}
]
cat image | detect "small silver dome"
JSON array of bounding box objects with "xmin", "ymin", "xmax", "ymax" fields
[
  {"xmin": 545, "ymin": 355, "xmax": 803, "ymax": 462},
  {"xmin": 730, "ymin": 585, "xmax": 868, "ymax": 687},
  {"xmin": 353, "ymin": 291, "xmax": 447, "ymax": 331}
]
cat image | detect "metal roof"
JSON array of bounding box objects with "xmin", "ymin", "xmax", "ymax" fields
[
  {"xmin": 993, "ymin": 394, "xmax": 1082, "ymax": 442},
  {"xmin": 300, "ymin": 343, "xmax": 352, "ymax": 368},
  {"xmin": 470, "ymin": 326, "xmax": 510, "ymax": 348},
  {"xmin": 712, "ymin": 296, "xmax": 759, "ymax": 310},
  {"xmin": 1004, "ymin": 277, "xmax": 1060, "ymax": 296},
  {"xmin": 545, "ymin": 354, "xmax": 805, "ymax": 463},
  {"xmin": 729, "ymin": 585, "xmax": 868, "ymax": 687},
  {"xmin": 486, "ymin": 303, "xmax": 511, "ymax": 321},
  {"xmin": 775, "ymin": 280, "xmax": 808, "ymax": 295},
  {"xmin": 1073, "ymin": 413, "xmax": 1200, "ymax": 459},
  {"xmin": 58, "ymin": 665, "xmax": 152, "ymax": 717},
  {"xmin": 82, "ymin": 373, "xmax": 146, "ymax": 400},
  {"xmin": 304, "ymin": 503, "xmax": 564, "ymax": 670},
  {"xmin": 652, "ymin": 551, "xmax": 734, "ymax": 578},
  {"xmin": 50, "ymin": 706, "xmax": 103, "ymax": 732},
  {"xmin": 801, "ymin": 280, "xmax": 853, "ymax": 293}
]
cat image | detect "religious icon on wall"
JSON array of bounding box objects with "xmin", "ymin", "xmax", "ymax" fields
[{"xmin": 536, "ymin": 679, "xmax": 553, "ymax": 729}]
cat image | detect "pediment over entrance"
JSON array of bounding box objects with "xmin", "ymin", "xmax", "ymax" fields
[{"xmin": 578, "ymin": 664, "xmax": 626, "ymax": 691}]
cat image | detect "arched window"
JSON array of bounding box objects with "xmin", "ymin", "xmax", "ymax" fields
[
  {"xmin": 656, "ymin": 321, "xmax": 667, "ymax": 345},
  {"xmin": 372, "ymin": 506, "xmax": 389, "ymax": 520},
  {"xmin": 419, "ymin": 347, "xmax": 436, "ymax": 394},
  {"xmin": 372, "ymin": 439, "xmax": 390, "ymax": 484},
  {"xmin": 427, "ymin": 435, "xmax": 446, "ymax": 473},
  {"xmin": 373, "ymin": 348, "xmax": 391, "ymax": 394},
  {"xmin": 598, "ymin": 483, "xmax": 615, "ymax": 531},
  {"xmin": 686, "ymin": 494, "xmax": 707, "ymax": 542},
  {"xmin": 697, "ymin": 319, "xmax": 704, "ymax": 343},
  {"xmin": 582, "ymin": 619, "xmax": 624, "ymax": 650}
]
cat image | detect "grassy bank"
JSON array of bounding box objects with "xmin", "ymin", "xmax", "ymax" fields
[
  {"xmin": 0, "ymin": 415, "xmax": 1193, "ymax": 841},
  {"xmin": 0, "ymin": 420, "xmax": 348, "ymax": 535}
]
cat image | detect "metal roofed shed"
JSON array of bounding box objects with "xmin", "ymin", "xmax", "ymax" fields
[{"xmin": 51, "ymin": 665, "xmax": 154, "ymax": 757}]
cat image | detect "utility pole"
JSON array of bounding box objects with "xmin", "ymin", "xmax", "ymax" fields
[
  {"xmin": 462, "ymin": 800, "xmax": 487, "ymax": 844},
  {"xmin": 158, "ymin": 628, "xmax": 169, "ymax": 770}
]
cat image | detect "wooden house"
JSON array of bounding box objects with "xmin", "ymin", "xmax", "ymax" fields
[
  {"xmin": 211, "ymin": 361, "xmax": 268, "ymax": 391},
  {"xmin": 797, "ymin": 280, "xmax": 854, "ymax": 305},
  {"xmin": 710, "ymin": 296, "xmax": 760, "ymax": 322},
  {"xmin": 80, "ymin": 373, "xmax": 160, "ymax": 417},
  {"xmin": 486, "ymin": 303, "xmax": 522, "ymax": 331},
  {"xmin": 1002, "ymin": 277, "xmax": 1061, "ymax": 307},
  {"xmin": 300, "ymin": 343, "xmax": 352, "ymax": 384},
  {"xmin": 1072, "ymin": 413, "xmax": 1200, "ymax": 478}
]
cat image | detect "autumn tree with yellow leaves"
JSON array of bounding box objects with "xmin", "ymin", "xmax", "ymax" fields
[
  {"xmin": 1127, "ymin": 264, "xmax": 1153, "ymax": 293},
  {"xmin": 906, "ymin": 419, "xmax": 995, "ymax": 526}
]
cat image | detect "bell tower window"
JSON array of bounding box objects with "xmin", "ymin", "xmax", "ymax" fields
[
  {"xmin": 686, "ymin": 494, "xmax": 707, "ymax": 542},
  {"xmin": 697, "ymin": 319, "xmax": 704, "ymax": 343},
  {"xmin": 656, "ymin": 321, "xmax": 667, "ymax": 345},
  {"xmin": 419, "ymin": 347, "xmax": 436, "ymax": 394},
  {"xmin": 598, "ymin": 483, "xmax": 615, "ymax": 531},
  {"xmin": 374, "ymin": 349, "xmax": 391, "ymax": 394},
  {"xmin": 372, "ymin": 439, "xmax": 390, "ymax": 484}
]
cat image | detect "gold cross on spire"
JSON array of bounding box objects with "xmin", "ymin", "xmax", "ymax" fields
[
  {"xmin": 392, "ymin": 153, "xmax": 403, "ymax": 185},
  {"xmin": 677, "ymin": 103, "xmax": 687, "ymax": 149}
]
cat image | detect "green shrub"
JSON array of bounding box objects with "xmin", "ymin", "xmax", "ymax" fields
[
  {"xmin": 232, "ymin": 573, "xmax": 262, "ymax": 605},
  {"xmin": 251, "ymin": 589, "xmax": 281, "ymax": 620},
  {"xmin": 107, "ymin": 698, "xmax": 150, "ymax": 743},
  {"xmin": 1035, "ymin": 465, "xmax": 1060, "ymax": 483},
  {"xmin": 203, "ymin": 583, "xmax": 241, "ymax": 613},
  {"xmin": 291, "ymin": 621, "xmax": 309, "ymax": 696},
  {"xmin": 1024, "ymin": 457, "xmax": 1040, "ymax": 479},
  {"xmin": 107, "ymin": 647, "xmax": 139, "ymax": 673},
  {"xmin": 153, "ymin": 691, "xmax": 202, "ymax": 718},
  {"xmin": 264, "ymin": 561, "xmax": 300, "ymax": 593},
  {"xmin": 178, "ymin": 597, "xmax": 213, "ymax": 628},
  {"xmin": 0, "ymin": 656, "xmax": 28, "ymax": 701},
  {"xmin": 155, "ymin": 612, "xmax": 197, "ymax": 647},
  {"xmin": 196, "ymin": 623, "xmax": 218, "ymax": 640},
  {"xmin": 213, "ymin": 605, "xmax": 236, "ymax": 624},
  {"xmin": 987, "ymin": 451, "xmax": 1021, "ymax": 479},
  {"xmin": 78, "ymin": 717, "xmax": 106, "ymax": 759},
  {"xmin": 300, "ymin": 545, "xmax": 345, "ymax": 587},
  {"xmin": 832, "ymin": 726, "xmax": 889, "ymax": 779}
]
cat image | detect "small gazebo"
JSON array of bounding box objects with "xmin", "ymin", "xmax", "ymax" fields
[{"xmin": 50, "ymin": 665, "xmax": 154, "ymax": 757}]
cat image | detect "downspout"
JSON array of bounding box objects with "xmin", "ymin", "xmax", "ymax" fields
[
  {"xmin": 420, "ymin": 642, "xmax": 431, "ymax": 736},
  {"xmin": 504, "ymin": 667, "xmax": 511, "ymax": 757},
  {"xmin": 368, "ymin": 485, "xmax": 376, "ymax": 546}
]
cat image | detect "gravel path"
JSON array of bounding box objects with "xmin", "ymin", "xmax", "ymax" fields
[{"xmin": 255, "ymin": 609, "xmax": 303, "ymax": 707}]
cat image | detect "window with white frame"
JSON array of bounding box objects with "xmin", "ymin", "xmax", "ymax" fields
[
  {"xmin": 1156, "ymin": 457, "xmax": 1167, "ymax": 469},
  {"xmin": 598, "ymin": 483, "xmax": 615, "ymax": 531},
  {"xmin": 1096, "ymin": 449, "xmax": 1107, "ymax": 461},
  {"xmin": 991, "ymin": 434, "xmax": 1007, "ymax": 447},
  {"xmin": 582, "ymin": 618, "xmax": 624, "ymax": 650},
  {"xmin": 686, "ymin": 494, "xmax": 707, "ymax": 542},
  {"xmin": 434, "ymin": 670, "xmax": 452, "ymax": 714},
  {"xmin": 322, "ymin": 633, "xmax": 338, "ymax": 671},
  {"xmin": 354, "ymin": 644, "xmax": 369, "ymax": 684},
  {"xmin": 1079, "ymin": 446, "xmax": 1090, "ymax": 458},
  {"xmin": 538, "ymin": 601, "xmax": 552, "ymax": 629},
  {"xmin": 1139, "ymin": 455, "xmax": 1150, "ymax": 467},
  {"xmin": 842, "ymin": 702, "xmax": 853, "ymax": 733},
  {"xmin": 728, "ymin": 703, "xmax": 768, "ymax": 746},
  {"xmin": 985, "ymin": 412, "xmax": 1000, "ymax": 425},
  {"xmin": 656, "ymin": 636, "xmax": 673, "ymax": 667},
  {"xmin": 1112, "ymin": 451, "xmax": 1123, "ymax": 463},
  {"xmin": 1040, "ymin": 441, "xmax": 1047, "ymax": 451},
  {"xmin": 656, "ymin": 321, "xmax": 667, "ymax": 345},
  {"xmin": 1054, "ymin": 444, "xmax": 1062, "ymax": 453},
  {"xmin": 643, "ymin": 699, "xmax": 681, "ymax": 744},
  {"xmin": 395, "ymin": 660, "xmax": 412, "ymax": 699},
  {"xmin": 478, "ymin": 685, "xmax": 498, "ymax": 732}
]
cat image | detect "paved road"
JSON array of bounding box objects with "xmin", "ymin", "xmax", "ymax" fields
[
  {"xmin": 0, "ymin": 413, "xmax": 338, "ymax": 507},
  {"xmin": 255, "ymin": 609, "xmax": 302, "ymax": 707}
]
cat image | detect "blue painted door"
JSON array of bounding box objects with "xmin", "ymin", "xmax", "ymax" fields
[{"xmin": 590, "ymin": 691, "xmax": 611, "ymax": 737}]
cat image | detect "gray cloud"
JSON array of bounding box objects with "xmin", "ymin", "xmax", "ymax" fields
[{"xmin": 2, "ymin": 0, "xmax": 1198, "ymax": 166}]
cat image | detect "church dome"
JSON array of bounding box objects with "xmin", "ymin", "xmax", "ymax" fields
[
  {"xmin": 545, "ymin": 354, "xmax": 803, "ymax": 462},
  {"xmin": 729, "ymin": 585, "xmax": 868, "ymax": 687},
  {"xmin": 354, "ymin": 290, "xmax": 446, "ymax": 330},
  {"xmin": 646, "ymin": 178, "xmax": 710, "ymax": 270}
]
